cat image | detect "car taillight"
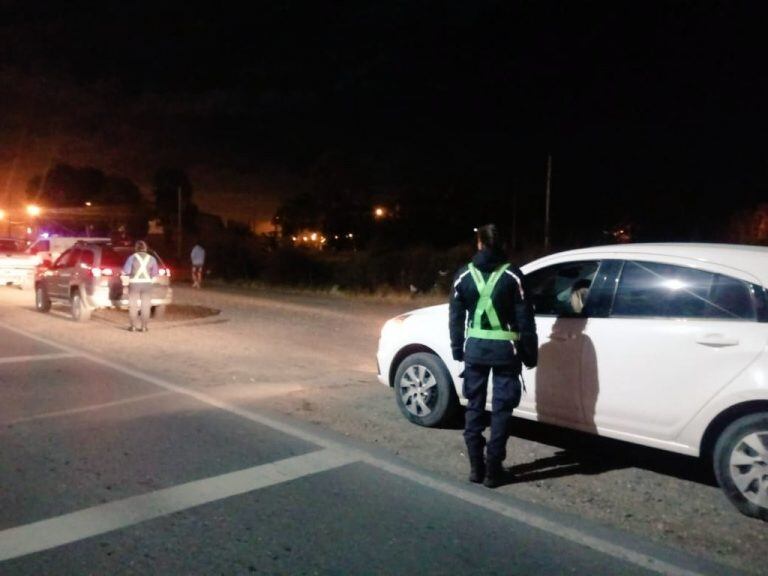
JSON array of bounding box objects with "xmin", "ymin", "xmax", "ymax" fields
[{"xmin": 159, "ymin": 268, "xmax": 171, "ymax": 277}]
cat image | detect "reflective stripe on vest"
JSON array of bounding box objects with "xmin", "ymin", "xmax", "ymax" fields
[
  {"xmin": 467, "ymin": 263, "xmax": 520, "ymax": 341},
  {"xmin": 130, "ymin": 253, "xmax": 152, "ymax": 283}
]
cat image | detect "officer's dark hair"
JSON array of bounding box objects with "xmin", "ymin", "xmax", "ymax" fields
[
  {"xmin": 135, "ymin": 240, "xmax": 148, "ymax": 252},
  {"xmin": 476, "ymin": 223, "xmax": 502, "ymax": 252}
]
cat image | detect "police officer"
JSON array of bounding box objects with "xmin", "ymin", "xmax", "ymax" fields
[
  {"xmin": 121, "ymin": 240, "xmax": 159, "ymax": 332},
  {"xmin": 449, "ymin": 224, "xmax": 537, "ymax": 487}
]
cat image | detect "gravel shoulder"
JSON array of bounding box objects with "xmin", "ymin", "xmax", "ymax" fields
[{"xmin": 0, "ymin": 283, "xmax": 764, "ymax": 575}]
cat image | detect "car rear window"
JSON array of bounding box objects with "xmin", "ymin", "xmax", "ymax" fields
[{"xmin": 99, "ymin": 248, "xmax": 128, "ymax": 268}]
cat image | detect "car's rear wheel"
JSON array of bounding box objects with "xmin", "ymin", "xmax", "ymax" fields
[
  {"xmin": 152, "ymin": 305, "xmax": 166, "ymax": 320},
  {"xmin": 394, "ymin": 352, "xmax": 459, "ymax": 427},
  {"xmin": 70, "ymin": 290, "xmax": 91, "ymax": 322},
  {"xmin": 713, "ymin": 412, "xmax": 768, "ymax": 521},
  {"xmin": 35, "ymin": 285, "xmax": 51, "ymax": 313}
]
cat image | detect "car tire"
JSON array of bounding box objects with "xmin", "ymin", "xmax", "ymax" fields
[
  {"xmin": 394, "ymin": 352, "xmax": 459, "ymax": 427},
  {"xmin": 70, "ymin": 290, "xmax": 91, "ymax": 322},
  {"xmin": 152, "ymin": 305, "xmax": 166, "ymax": 320},
  {"xmin": 713, "ymin": 412, "xmax": 768, "ymax": 521},
  {"xmin": 35, "ymin": 285, "xmax": 51, "ymax": 313}
]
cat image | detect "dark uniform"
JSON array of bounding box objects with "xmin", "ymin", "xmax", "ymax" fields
[{"xmin": 449, "ymin": 247, "xmax": 537, "ymax": 485}]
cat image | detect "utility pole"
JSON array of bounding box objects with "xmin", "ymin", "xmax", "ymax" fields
[
  {"xmin": 177, "ymin": 185, "xmax": 183, "ymax": 260},
  {"xmin": 544, "ymin": 154, "xmax": 552, "ymax": 252}
]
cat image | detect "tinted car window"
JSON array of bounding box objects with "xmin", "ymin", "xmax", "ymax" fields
[
  {"xmin": 526, "ymin": 261, "xmax": 600, "ymax": 316},
  {"xmin": 0, "ymin": 239, "xmax": 20, "ymax": 252},
  {"xmin": 612, "ymin": 261, "xmax": 756, "ymax": 320},
  {"xmin": 54, "ymin": 249, "xmax": 76, "ymax": 268},
  {"xmin": 99, "ymin": 247, "xmax": 128, "ymax": 268},
  {"xmin": 29, "ymin": 240, "xmax": 50, "ymax": 253},
  {"xmin": 79, "ymin": 249, "xmax": 95, "ymax": 267}
]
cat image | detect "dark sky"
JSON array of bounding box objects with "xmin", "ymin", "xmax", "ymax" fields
[{"xmin": 1, "ymin": 1, "xmax": 766, "ymax": 240}]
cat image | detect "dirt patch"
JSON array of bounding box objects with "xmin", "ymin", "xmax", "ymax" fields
[
  {"xmin": 93, "ymin": 304, "xmax": 220, "ymax": 324},
  {"xmin": 159, "ymin": 304, "xmax": 221, "ymax": 321}
]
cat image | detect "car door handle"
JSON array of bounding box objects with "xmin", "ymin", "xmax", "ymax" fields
[{"xmin": 696, "ymin": 334, "xmax": 740, "ymax": 347}]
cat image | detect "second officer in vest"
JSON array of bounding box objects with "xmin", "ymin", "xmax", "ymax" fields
[
  {"xmin": 121, "ymin": 240, "xmax": 159, "ymax": 332},
  {"xmin": 449, "ymin": 224, "xmax": 537, "ymax": 487}
]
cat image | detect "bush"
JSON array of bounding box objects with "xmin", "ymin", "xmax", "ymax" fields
[{"xmin": 207, "ymin": 242, "xmax": 546, "ymax": 296}]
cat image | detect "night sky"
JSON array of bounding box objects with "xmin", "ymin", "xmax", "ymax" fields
[{"xmin": 1, "ymin": 1, "xmax": 767, "ymax": 243}]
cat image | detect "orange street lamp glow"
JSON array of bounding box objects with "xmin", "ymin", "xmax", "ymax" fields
[
  {"xmin": 0, "ymin": 209, "xmax": 5, "ymax": 220},
  {"xmin": 26, "ymin": 204, "xmax": 41, "ymax": 217},
  {"xmin": 374, "ymin": 206, "xmax": 385, "ymax": 218}
]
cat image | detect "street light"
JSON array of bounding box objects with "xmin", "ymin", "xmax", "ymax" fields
[
  {"xmin": 373, "ymin": 206, "xmax": 386, "ymax": 219},
  {"xmin": 0, "ymin": 209, "xmax": 5, "ymax": 221},
  {"xmin": 26, "ymin": 204, "xmax": 41, "ymax": 217}
]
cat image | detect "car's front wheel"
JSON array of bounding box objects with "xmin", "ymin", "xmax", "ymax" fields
[
  {"xmin": 394, "ymin": 352, "xmax": 459, "ymax": 427},
  {"xmin": 713, "ymin": 412, "xmax": 768, "ymax": 521},
  {"xmin": 70, "ymin": 290, "xmax": 91, "ymax": 322},
  {"xmin": 35, "ymin": 285, "xmax": 51, "ymax": 313}
]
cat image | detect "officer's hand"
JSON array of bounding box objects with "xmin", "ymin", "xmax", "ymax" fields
[{"xmin": 452, "ymin": 350, "xmax": 464, "ymax": 362}]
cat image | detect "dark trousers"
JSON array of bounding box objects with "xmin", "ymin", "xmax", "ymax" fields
[
  {"xmin": 463, "ymin": 363, "xmax": 522, "ymax": 465},
  {"xmin": 128, "ymin": 283, "xmax": 152, "ymax": 329}
]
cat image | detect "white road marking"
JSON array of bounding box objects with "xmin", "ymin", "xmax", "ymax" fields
[
  {"xmin": 4, "ymin": 392, "xmax": 174, "ymax": 426},
  {"xmin": 0, "ymin": 322, "xmax": 708, "ymax": 576},
  {"xmin": 0, "ymin": 352, "xmax": 78, "ymax": 365},
  {"xmin": 0, "ymin": 448, "xmax": 356, "ymax": 562}
]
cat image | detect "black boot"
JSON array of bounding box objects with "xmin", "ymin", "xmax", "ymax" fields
[
  {"xmin": 468, "ymin": 458, "xmax": 485, "ymax": 484},
  {"xmin": 483, "ymin": 461, "xmax": 505, "ymax": 488}
]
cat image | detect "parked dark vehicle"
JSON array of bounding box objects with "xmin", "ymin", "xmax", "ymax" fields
[{"xmin": 35, "ymin": 241, "xmax": 173, "ymax": 321}]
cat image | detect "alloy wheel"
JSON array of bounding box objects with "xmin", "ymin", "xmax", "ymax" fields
[
  {"xmin": 729, "ymin": 431, "xmax": 768, "ymax": 508},
  {"xmin": 398, "ymin": 364, "xmax": 438, "ymax": 418}
]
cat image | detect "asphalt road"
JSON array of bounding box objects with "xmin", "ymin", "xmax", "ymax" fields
[{"xmin": 0, "ymin": 285, "xmax": 752, "ymax": 575}]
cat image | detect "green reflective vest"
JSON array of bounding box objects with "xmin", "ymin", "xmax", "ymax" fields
[
  {"xmin": 466, "ymin": 263, "xmax": 520, "ymax": 341},
  {"xmin": 130, "ymin": 253, "xmax": 153, "ymax": 284}
]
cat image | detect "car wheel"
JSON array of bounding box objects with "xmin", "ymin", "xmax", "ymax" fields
[
  {"xmin": 35, "ymin": 285, "xmax": 51, "ymax": 313},
  {"xmin": 394, "ymin": 352, "xmax": 459, "ymax": 427},
  {"xmin": 152, "ymin": 305, "xmax": 166, "ymax": 320},
  {"xmin": 713, "ymin": 412, "xmax": 768, "ymax": 520},
  {"xmin": 71, "ymin": 290, "xmax": 91, "ymax": 322}
]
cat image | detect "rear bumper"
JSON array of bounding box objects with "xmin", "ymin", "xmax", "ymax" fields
[{"xmin": 85, "ymin": 285, "xmax": 173, "ymax": 310}]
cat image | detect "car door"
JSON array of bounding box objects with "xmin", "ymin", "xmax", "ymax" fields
[
  {"xmin": 584, "ymin": 259, "xmax": 768, "ymax": 442},
  {"xmin": 48, "ymin": 249, "xmax": 76, "ymax": 298},
  {"xmin": 522, "ymin": 259, "xmax": 605, "ymax": 428}
]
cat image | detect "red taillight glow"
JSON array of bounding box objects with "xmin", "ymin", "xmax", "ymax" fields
[{"xmin": 159, "ymin": 268, "xmax": 171, "ymax": 277}]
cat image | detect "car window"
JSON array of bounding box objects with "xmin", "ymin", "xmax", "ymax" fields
[
  {"xmin": 611, "ymin": 261, "xmax": 756, "ymax": 320},
  {"xmin": 29, "ymin": 240, "xmax": 50, "ymax": 254},
  {"xmin": 79, "ymin": 249, "xmax": 95, "ymax": 267},
  {"xmin": 0, "ymin": 239, "xmax": 19, "ymax": 252},
  {"xmin": 99, "ymin": 248, "xmax": 128, "ymax": 268},
  {"xmin": 53, "ymin": 249, "xmax": 75, "ymax": 268},
  {"xmin": 526, "ymin": 260, "xmax": 600, "ymax": 316}
]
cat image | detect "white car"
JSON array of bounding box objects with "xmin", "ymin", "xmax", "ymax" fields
[{"xmin": 377, "ymin": 243, "xmax": 768, "ymax": 520}]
